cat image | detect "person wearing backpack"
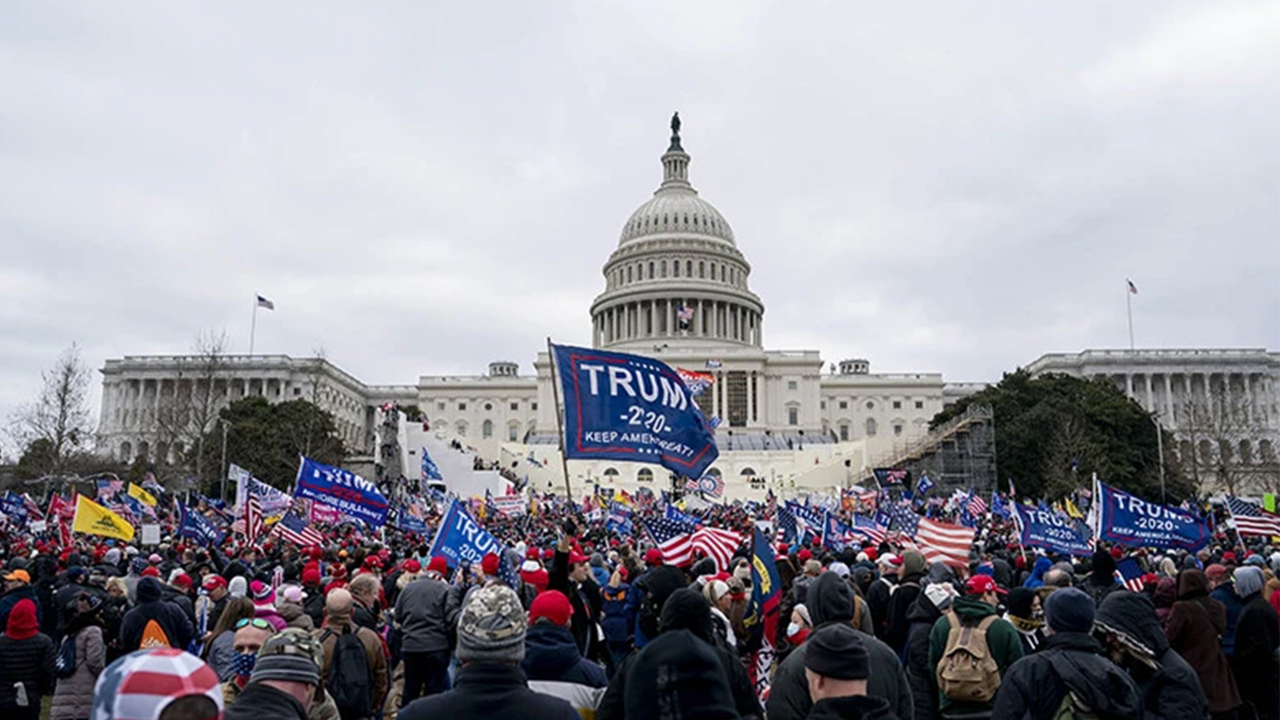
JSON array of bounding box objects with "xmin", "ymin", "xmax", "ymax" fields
[
  {"xmin": 927, "ymin": 574, "xmax": 1023, "ymax": 719},
  {"xmin": 50, "ymin": 593, "xmax": 106, "ymax": 720},
  {"xmin": 992, "ymin": 588, "xmax": 1143, "ymax": 720},
  {"xmin": 119, "ymin": 577, "xmax": 194, "ymax": 653},
  {"xmin": 314, "ymin": 588, "xmax": 387, "ymax": 720}
]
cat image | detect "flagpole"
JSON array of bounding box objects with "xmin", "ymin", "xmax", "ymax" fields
[
  {"xmin": 249, "ymin": 293, "xmax": 259, "ymax": 353},
  {"xmin": 1125, "ymin": 281, "xmax": 1134, "ymax": 351},
  {"xmin": 546, "ymin": 339, "xmax": 575, "ymax": 501}
]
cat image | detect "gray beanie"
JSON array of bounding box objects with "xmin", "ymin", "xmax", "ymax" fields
[
  {"xmin": 457, "ymin": 585, "xmax": 526, "ymax": 664},
  {"xmin": 1234, "ymin": 566, "xmax": 1264, "ymax": 598},
  {"xmin": 250, "ymin": 628, "xmax": 322, "ymax": 686},
  {"xmin": 228, "ymin": 576, "xmax": 247, "ymax": 598}
]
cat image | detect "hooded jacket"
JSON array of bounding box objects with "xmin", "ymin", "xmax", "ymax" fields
[
  {"xmin": 766, "ymin": 573, "xmax": 914, "ymax": 720},
  {"xmin": 1165, "ymin": 570, "xmax": 1240, "ymax": 713},
  {"xmin": 49, "ymin": 610, "xmax": 106, "ymax": 720},
  {"xmin": 1231, "ymin": 585, "xmax": 1280, "ymax": 720},
  {"xmin": 1023, "ymin": 557, "xmax": 1053, "ymax": 589},
  {"xmin": 1208, "ymin": 580, "xmax": 1243, "ymax": 656},
  {"xmin": 1095, "ymin": 591, "xmax": 1207, "ymax": 720},
  {"xmin": 0, "ymin": 599, "xmax": 55, "ymax": 711},
  {"xmin": 884, "ymin": 552, "xmax": 927, "ymax": 655},
  {"xmin": 905, "ymin": 589, "xmax": 946, "ymax": 720},
  {"xmin": 398, "ymin": 663, "xmax": 580, "ymax": 720},
  {"xmin": 1085, "ymin": 550, "xmax": 1122, "ymax": 608},
  {"xmin": 991, "ymin": 632, "xmax": 1142, "ymax": 720},
  {"xmin": 0, "ymin": 583, "xmax": 39, "ymax": 630},
  {"xmin": 927, "ymin": 595, "xmax": 1023, "ymax": 714},
  {"xmin": 523, "ymin": 621, "xmax": 608, "ymax": 716},
  {"xmin": 118, "ymin": 577, "xmax": 194, "ymax": 652}
]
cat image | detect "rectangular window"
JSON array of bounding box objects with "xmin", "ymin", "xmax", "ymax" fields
[
  {"xmin": 787, "ymin": 407, "xmax": 799, "ymax": 426},
  {"xmin": 510, "ymin": 402, "xmax": 519, "ymax": 411},
  {"xmin": 508, "ymin": 426, "xmax": 518, "ymax": 441},
  {"xmin": 726, "ymin": 371, "xmax": 749, "ymax": 427},
  {"xmin": 787, "ymin": 380, "xmax": 797, "ymax": 391},
  {"xmin": 531, "ymin": 402, "xmax": 539, "ymax": 411},
  {"xmin": 820, "ymin": 401, "xmax": 826, "ymax": 410},
  {"xmin": 894, "ymin": 424, "xmax": 903, "ymax": 436},
  {"xmin": 293, "ymin": 387, "xmax": 302, "ymax": 396},
  {"xmin": 458, "ymin": 402, "xmax": 467, "ymax": 411},
  {"xmin": 893, "ymin": 400, "xmax": 902, "ymax": 409},
  {"xmin": 839, "ymin": 424, "xmax": 849, "ymax": 441},
  {"xmin": 915, "ymin": 400, "xmax": 924, "ymax": 409},
  {"xmin": 437, "ymin": 402, "xmax": 445, "ymax": 410},
  {"xmin": 839, "ymin": 400, "xmax": 848, "ymax": 410}
]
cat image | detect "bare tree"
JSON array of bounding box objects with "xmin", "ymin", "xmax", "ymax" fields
[
  {"xmin": 1179, "ymin": 379, "xmax": 1275, "ymax": 495},
  {"xmin": 155, "ymin": 329, "xmax": 229, "ymax": 482},
  {"xmin": 7, "ymin": 343, "xmax": 95, "ymax": 476}
]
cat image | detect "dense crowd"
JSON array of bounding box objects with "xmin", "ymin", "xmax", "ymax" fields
[{"xmin": 0, "ymin": 485, "xmax": 1277, "ymax": 720}]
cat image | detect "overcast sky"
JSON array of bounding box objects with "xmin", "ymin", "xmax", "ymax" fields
[{"xmin": 3, "ymin": 2, "xmax": 1277, "ymax": 449}]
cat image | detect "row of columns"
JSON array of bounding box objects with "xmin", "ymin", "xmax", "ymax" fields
[
  {"xmin": 1110, "ymin": 372, "xmax": 1277, "ymax": 427},
  {"xmin": 596, "ymin": 299, "xmax": 760, "ymax": 345},
  {"xmin": 706, "ymin": 370, "xmax": 759, "ymax": 427}
]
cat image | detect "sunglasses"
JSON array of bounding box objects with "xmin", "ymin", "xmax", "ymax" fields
[{"xmin": 234, "ymin": 618, "xmax": 274, "ymax": 630}]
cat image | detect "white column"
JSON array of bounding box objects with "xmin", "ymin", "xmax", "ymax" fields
[
  {"xmin": 1125, "ymin": 374, "xmax": 1134, "ymax": 399},
  {"xmin": 712, "ymin": 372, "xmax": 721, "ymax": 418},
  {"xmin": 746, "ymin": 370, "xmax": 755, "ymax": 425},
  {"xmin": 1145, "ymin": 374, "xmax": 1153, "ymax": 411},
  {"xmin": 1164, "ymin": 374, "xmax": 1174, "ymax": 421}
]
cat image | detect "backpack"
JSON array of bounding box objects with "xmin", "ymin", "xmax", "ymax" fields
[
  {"xmin": 638, "ymin": 591, "xmax": 663, "ymax": 640},
  {"xmin": 1052, "ymin": 690, "xmax": 1100, "ymax": 720},
  {"xmin": 55, "ymin": 635, "xmax": 78, "ymax": 678},
  {"xmin": 936, "ymin": 611, "xmax": 1000, "ymax": 703},
  {"xmin": 140, "ymin": 618, "xmax": 172, "ymax": 649},
  {"xmin": 322, "ymin": 627, "xmax": 374, "ymax": 720}
]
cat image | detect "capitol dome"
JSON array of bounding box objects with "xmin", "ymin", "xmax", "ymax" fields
[{"xmin": 590, "ymin": 114, "xmax": 764, "ymax": 352}]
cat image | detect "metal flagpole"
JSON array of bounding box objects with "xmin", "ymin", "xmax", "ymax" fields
[
  {"xmin": 1126, "ymin": 281, "xmax": 1134, "ymax": 350},
  {"xmin": 249, "ymin": 293, "xmax": 259, "ymax": 353},
  {"xmin": 546, "ymin": 339, "xmax": 575, "ymax": 501}
]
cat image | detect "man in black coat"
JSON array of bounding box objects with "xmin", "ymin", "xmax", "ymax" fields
[
  {"xmin": 1094, "ymin": 591, "xmax": 1208, "ymax": 720},
  {"xmin": 119, "ymin": 577, "xmax": 194, "ymax": 652},
  {"xmin": 767, "ymin": 571, "xmax": 914, "ymax": 720},
  {"xmin": 992, "ymin": 588, "xmax": 1143, "ymax": 720},
  {"xmin": 53, "ymin": 566, "xmax": 95, "ymax": 639},
  {"xmin": 905, "ymin": 571, "xmax": 955, "ymax": 720},
  {"xmin": 550, "ymin": 528, "xmax": 602, "ymax": 662},
  {"xmin": 866, "ymin": 554, "xmax": 900, "ymax": 641}
]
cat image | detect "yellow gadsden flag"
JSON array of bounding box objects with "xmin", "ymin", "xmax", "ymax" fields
[
  {"xmin": 72, "ymin": 494, "xmax": 135, "ymax": 542},
  {"xmin": 127, "ymin": 483, "xmax": 157, "ymax": 507}
]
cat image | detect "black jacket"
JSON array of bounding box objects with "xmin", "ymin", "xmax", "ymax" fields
[
  {"xmin": 808, "ymin": 695, "xmax": 895, "ymax": 720},
  {"xmin": 224, "ymin": 680, "xmax": 308, "ymax": 720},
  {"xmin": 0, "ymin": 632, "xmax": 55, "ymax": 709},
  {"xmin": 523, "ymin": 622, "xmax": 609, "ymax": 687},
  {"xmin": 0, "ymin": 585, "xmax": 39, "ymax": 631},
  {"xmin": 904, "ymin": 592, "xmax": 944, "ymax": 720},
  {"xmin": 1232, "ymin": 593, "xmax": 1280, "ymax": 720},
  {"xmin": 884, "ymin": 571, "xmax": 924, "ymax": 655},
  {"xmin": 119, "ymin": 577, "xmax": 194, "ymax": 652},
  {"xmin": 1094, "ymin": 591, "xmax": 1207, "ymax": 720},
  {"xmin": 866, "ymin": 575, "xmax": 895, "ymax": 640},
  {"xmin": 991, "ymin": 632, "xmax": 1143, "ymax": 720},
  {"xmin": 397, "ymin": 663, "xmax": 579, "ymax": 720},
  {"xmin": 550, "ymin": 549, "xmax": 603, "ymax": 661},
  {"xmin": 768, "ymin": 573, "xmax": 913, "ymax": 720}
]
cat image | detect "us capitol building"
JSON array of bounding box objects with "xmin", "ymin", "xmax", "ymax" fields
[{"xmin": 96, "ymin": 117, "xmax": 1280, "ymax": 497}]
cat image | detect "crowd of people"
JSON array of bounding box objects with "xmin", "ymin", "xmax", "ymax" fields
[{"xmin": 0, "ymin": 483, "xmax": 1277, "ymax": 720}]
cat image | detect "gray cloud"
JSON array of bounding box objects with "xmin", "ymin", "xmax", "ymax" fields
[{"xmin": 2, "ymin": 1, "xmax": 1276, "ymax": 448}]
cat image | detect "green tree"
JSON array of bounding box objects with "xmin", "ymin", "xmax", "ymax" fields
[
  {"xmin": 932, "ymin": 370, "xmax": 1192, "ymax": 502},
  {"xmin": 202, "ymin": 397, "xmax": 345, "ymax": 491}
]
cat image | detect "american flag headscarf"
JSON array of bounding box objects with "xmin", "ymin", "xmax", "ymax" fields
[{"xmin": 92, "ymin": 648, "xmax": 223, "ymax": 720}]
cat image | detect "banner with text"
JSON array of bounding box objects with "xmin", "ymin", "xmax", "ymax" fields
[
  {"xmin": 552, "ymin": 343, "xmax": 719, "ymax": 480},
  {"xmin": 1093, "ymin": 480, "xmax": 1211, "ymax": 552},
  {"xmin": 428, "ymin": 499, "xmax": 510, "ymax": 575},
  {"xmin": 1013, "ymin": 504, "xmax": 1092, "ymax": 556},
  {"xmin": 293, "ymin": 456, "xmax": 389, "ymax": 529}
]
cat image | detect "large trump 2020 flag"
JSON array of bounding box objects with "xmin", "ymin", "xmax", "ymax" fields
[{"xmin": 552, "ymin": 343, "xmax": 719, "ymax": 480}]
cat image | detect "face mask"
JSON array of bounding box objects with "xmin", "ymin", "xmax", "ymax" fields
[
  {"xmin": 232, "ymin": 651, "xmax": 257, "ymax": 678},
  {"xmin": 734, "ymin": 566, "xmax": 751, "ymax": 581},
  {"xmin": 786, "ymin": 622, "xmax": 802, "ymax": 637}
]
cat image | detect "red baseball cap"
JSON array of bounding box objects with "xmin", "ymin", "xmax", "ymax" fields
[
  {"xmin": 427, "ymin": 556, "xmax": 449, "ymax": 575},
  {"xmin": 202, "ymin": 575, "xmax": 227, "ymax": 591},
  {"xmin": 530, "ymin": 590, "xmax": 574, "ymax": 627},
  {"xmin": 568, "ymin": 551, "xmax": 589, "ymax": 566},
  {"xmin": 644, "ymin": 548, "xmax": 664, "ymax": 566},
  {"xmin": 481, "ymin": 553, "xmax": 501, "ymax": 576},
  {"xmin": 965, "ymin": 575, "xmax": 1006, "ymax": 596}
]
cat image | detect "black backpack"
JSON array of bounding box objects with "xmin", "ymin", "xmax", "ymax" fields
[
  {"xmin": 55, "ymin": 635, "xmax": 77, "ymax": 678},
  {"xmin": 322, "ymin": 627, "xmax": 374, "ymax": 720}
]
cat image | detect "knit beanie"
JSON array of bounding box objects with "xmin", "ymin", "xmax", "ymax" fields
[
  {"xmin": 901, "ymin": 550, "xmax": 927, "ymax": 578},
  {"xmin": 1233, "ymin": 566, "xmax": 1264, "ymax": 598},
  {"xmin": 457, "ymin": 585, "xmax": 527, "ymax": 664},
  {"xmin": 804, "ymin": 623, "xmax": 869, "ymax": 680},
  {"xmin": 249, "ymin": 628, "xmax": 322, "ymax": 686},
  {"xmin": 228, "ymin": 576, "xmax": 247, "ymax": 598},
  {"xmin": 5, "ymin": 598, "xmax": 39, "ymax": 640},
  {"xmin": 624, "ymin": 629, "xmax": 737, "ymax": 720},
  {"xmin": 1044, "ymin": 586, "xmax": 1095, "ymax": 634}
]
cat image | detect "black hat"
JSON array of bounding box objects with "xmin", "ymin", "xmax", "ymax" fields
[{"xmin": 804, "ymin": 624, "xmax": 869, "ymax": 680}]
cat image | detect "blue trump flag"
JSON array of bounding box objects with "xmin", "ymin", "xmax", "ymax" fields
[
  {"xmin": 421, "ymin": 448, "xmax": 443, "ymax": 482},
  {"xmin": 551, "ymin": 343, "xmax": 719, "ymax": 480},
  {"xmin": 175, "ymin": 500, "xmax": 225, "ymax": 545},
  {"xmin": 294, "ymin": 456, "xmax": 389, "ymax": 529},
  {"xmin": 1012, "ymin": 503, "xmax": 1091, "ymax": 556},
  {"xmin": 746, "ymin": 526, "xmax": 782, "ymax": 702},
  {"xmin": 428, "ymin": 499, "xmax": 517, "ymax": 587},
  {"xmin": 1093, "ymin": 480, "xmax": 1210, "ymax": 552}
]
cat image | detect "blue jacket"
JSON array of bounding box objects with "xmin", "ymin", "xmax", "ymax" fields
[
  {"xmin": 523, "ymin": 622, "xmax": 608, "ymax": 688},
  {"xmin": 599, "ymin": 582, "xmax": 631, "ymax": 643},
  {"xmin": 591, "ymin": 566, "xmax": 611, "ymax": 589},
  {"xmin": 1210, "ymin": 581, "xmax": 1244, "ymax": 656}
]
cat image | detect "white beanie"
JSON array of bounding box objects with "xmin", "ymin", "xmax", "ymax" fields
[{"xmin": 228, "ymin": 576, "xmax": 248, "ymax": 599}]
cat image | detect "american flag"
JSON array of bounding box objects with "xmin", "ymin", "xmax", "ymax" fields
[
  {"xmin": 776, "ymin": 503, "xmax": 797, "ymax": 546},
  {"xmin": 893, "ymin": 508, "xmax": 973, "ymax": 568},
  {"xmin": 1115, "ymin": 557, "xmax": 1146, "ymax": 592},
  {"xmin": 691, "ymin": 526, "xmax": 744, "ymax": 572},
  {"xmin": 849, "ymin": 514, "xmax": 888, "ymax": 546},
  {"xmin": 966, "ymin": 491, "xmax": 988, "ymax": 518},
  {"xmin": 243, "ymin": 494, "xmax": 263, "ymax": 543},
  {"xmin": 687, "ymin": 473, "xmax": 725, "ymax": 498},
  {"xmin": 643, "ymin": 517, "xmax": 696, "ymax": 566},
  {"xmin": 1226, "ymin": 497, "xmax": 1280, "ymax": 537},
  {"xmin": 887, "ymin": 500, "xmax": 920, "ymax": 536},
  {"xmin": 271, "ymin": 512, "xmax": 325, "ymax": 547}
]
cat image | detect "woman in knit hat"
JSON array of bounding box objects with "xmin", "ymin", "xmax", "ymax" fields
[{"xmin": 50, "ymin": 592, "xmax": 107, "ymax": 720}]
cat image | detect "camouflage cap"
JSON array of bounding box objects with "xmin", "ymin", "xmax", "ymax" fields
[
  {"xmin": 250, "ymin": 628, "xmax": 323, "ymax": 685},
  {"xmin": 457, "ymin": 584, "xmax": 527, "ymax": 664}
]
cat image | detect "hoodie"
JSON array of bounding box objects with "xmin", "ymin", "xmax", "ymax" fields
[
  {"xmin": 1023, "ymin": 557, "xmax": 1053, "ymax": 589},
  {"xmin": 1095, "ymin": 591, "xmax": 1207, "ymax": 720},
  {"xmin": 0, "ymin": 599, "xmax": 55, "ymax": 710},
  {"xmin": 766, "ymin": 573, "xmax": 914, "ymax": 720},
  {"xmin": 991, "ymin": 632, "xmax": 1142, "ymax": 720},
  {"xmin": 524, "ymin": 622, "xmax": 608, "ymax": 718},
  {"xmin": 927, "ymin": 595, "xmax": 1023, "ymax": 714},
  {"xmin": 118, "ymin": 577, "xmax": 194, "ymax": 652}
]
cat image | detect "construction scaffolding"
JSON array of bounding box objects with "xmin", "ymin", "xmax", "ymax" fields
[{"xmin": 860, "ymin": 404, "xmax": 997, "ymax": 494}]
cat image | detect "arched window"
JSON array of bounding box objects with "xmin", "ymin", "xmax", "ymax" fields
[
  {"xmin": 865, "ymin": 418, "xmax": 877, "ymax": 437},
  {"xmin": 627, "ymin": 266, "xmax": 632, "ymax": 283},
  {"xmin": 1260, "ymin": 439, "xmax": 1276, "ymax": 462},
  {"xmin": 686, "ymin": 260, "xmax": 693, "ymax": 276},
  {"xmin": 456, "ymin": 420, "xmax": 468, "ymax": 437},
  {"xmin": 839, "ymin": 422, "xmax": 850, "ymax": 441},
  {"xmin": 706, "ymin": 467, "xmax": 722, "ymax": 479},
  {"xmin": 674, "ymin": 262, "xmax": 680, "ymax": 277},
  {"xmin": 648, "ymin": 261, "xmax": 654, "ymax": 278},
  {"xmin": 1239, "ymin": 440, "xmax": 1253, "ymax": 464},
  {"xmin": 508, "ymin": 422, "xmax": 520, "ymax": 442},
  {"xmin": 740, "ymin": 467, "xmax": 756, "ymax": 476},
  {"xmin": 482, "ymin": 419, "xmax": 493, "ymax": 438},
  {"xmin": 137, "ymin": 441, "xmax": 150, "ymax": 462},
  {"xmin": 120, "ymin": 441, "xmax": 133, "ymax": 462},
  {"xmin": 661, "ymin": 260, "xmax": 667, "ymax": 277},
  {"xmin": 699, "ymin": 261, "xmax": 705, "ymax": 278},
  {"xmin": 603, "ymin": 467, "xmax": 620, "ymax": 479},
  {"xmin": 637, "ymin": 468, "xmax": 654, "ymax": 483},
  {"xmin": 711, "ymin": 265, "xmax": 717, "ymax": 280}
]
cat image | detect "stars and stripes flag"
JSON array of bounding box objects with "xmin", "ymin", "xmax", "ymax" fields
[
  {"xmin": 1127, "ymin": 279, "xmax": 1138, "ymax": 295},
  {"xmin": 271, "ymin": 512, "xmax": 324, "ymax": 547},
  {"xmin": 849, "ymin": 514, "xmax": 888, "ymax": 546},
  {"xmin": 643, "ymin": 516, "xmax": 696, "ymax": 566},
  {"xmin": 892, "ymin": 504, "xmax": 973, "ymax": 568},
  {"xmin": 256, "ymin": 294, "xmax": 275, "ymax": 310},
  {"xmin": 1226, "ymin": 496, "xmax": 1280, "ymax": 537},
  {"xmin": 966, "ymin": 491, "xmax": 988, "ymax": 518},
  {"xmin": 243, "ymin": 494, "xmax": 263, "ymax": 543},
  {"xmin": 776, "ymin": 502, "xmax": 798, "ymax": 546},
  {"xmin": 1115, "ymin": 557, "xmax": 1146, "ymax": 592},
  {"xmin": 692, "ymin": 526, "xmax": 744, "ymax": 572}
]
